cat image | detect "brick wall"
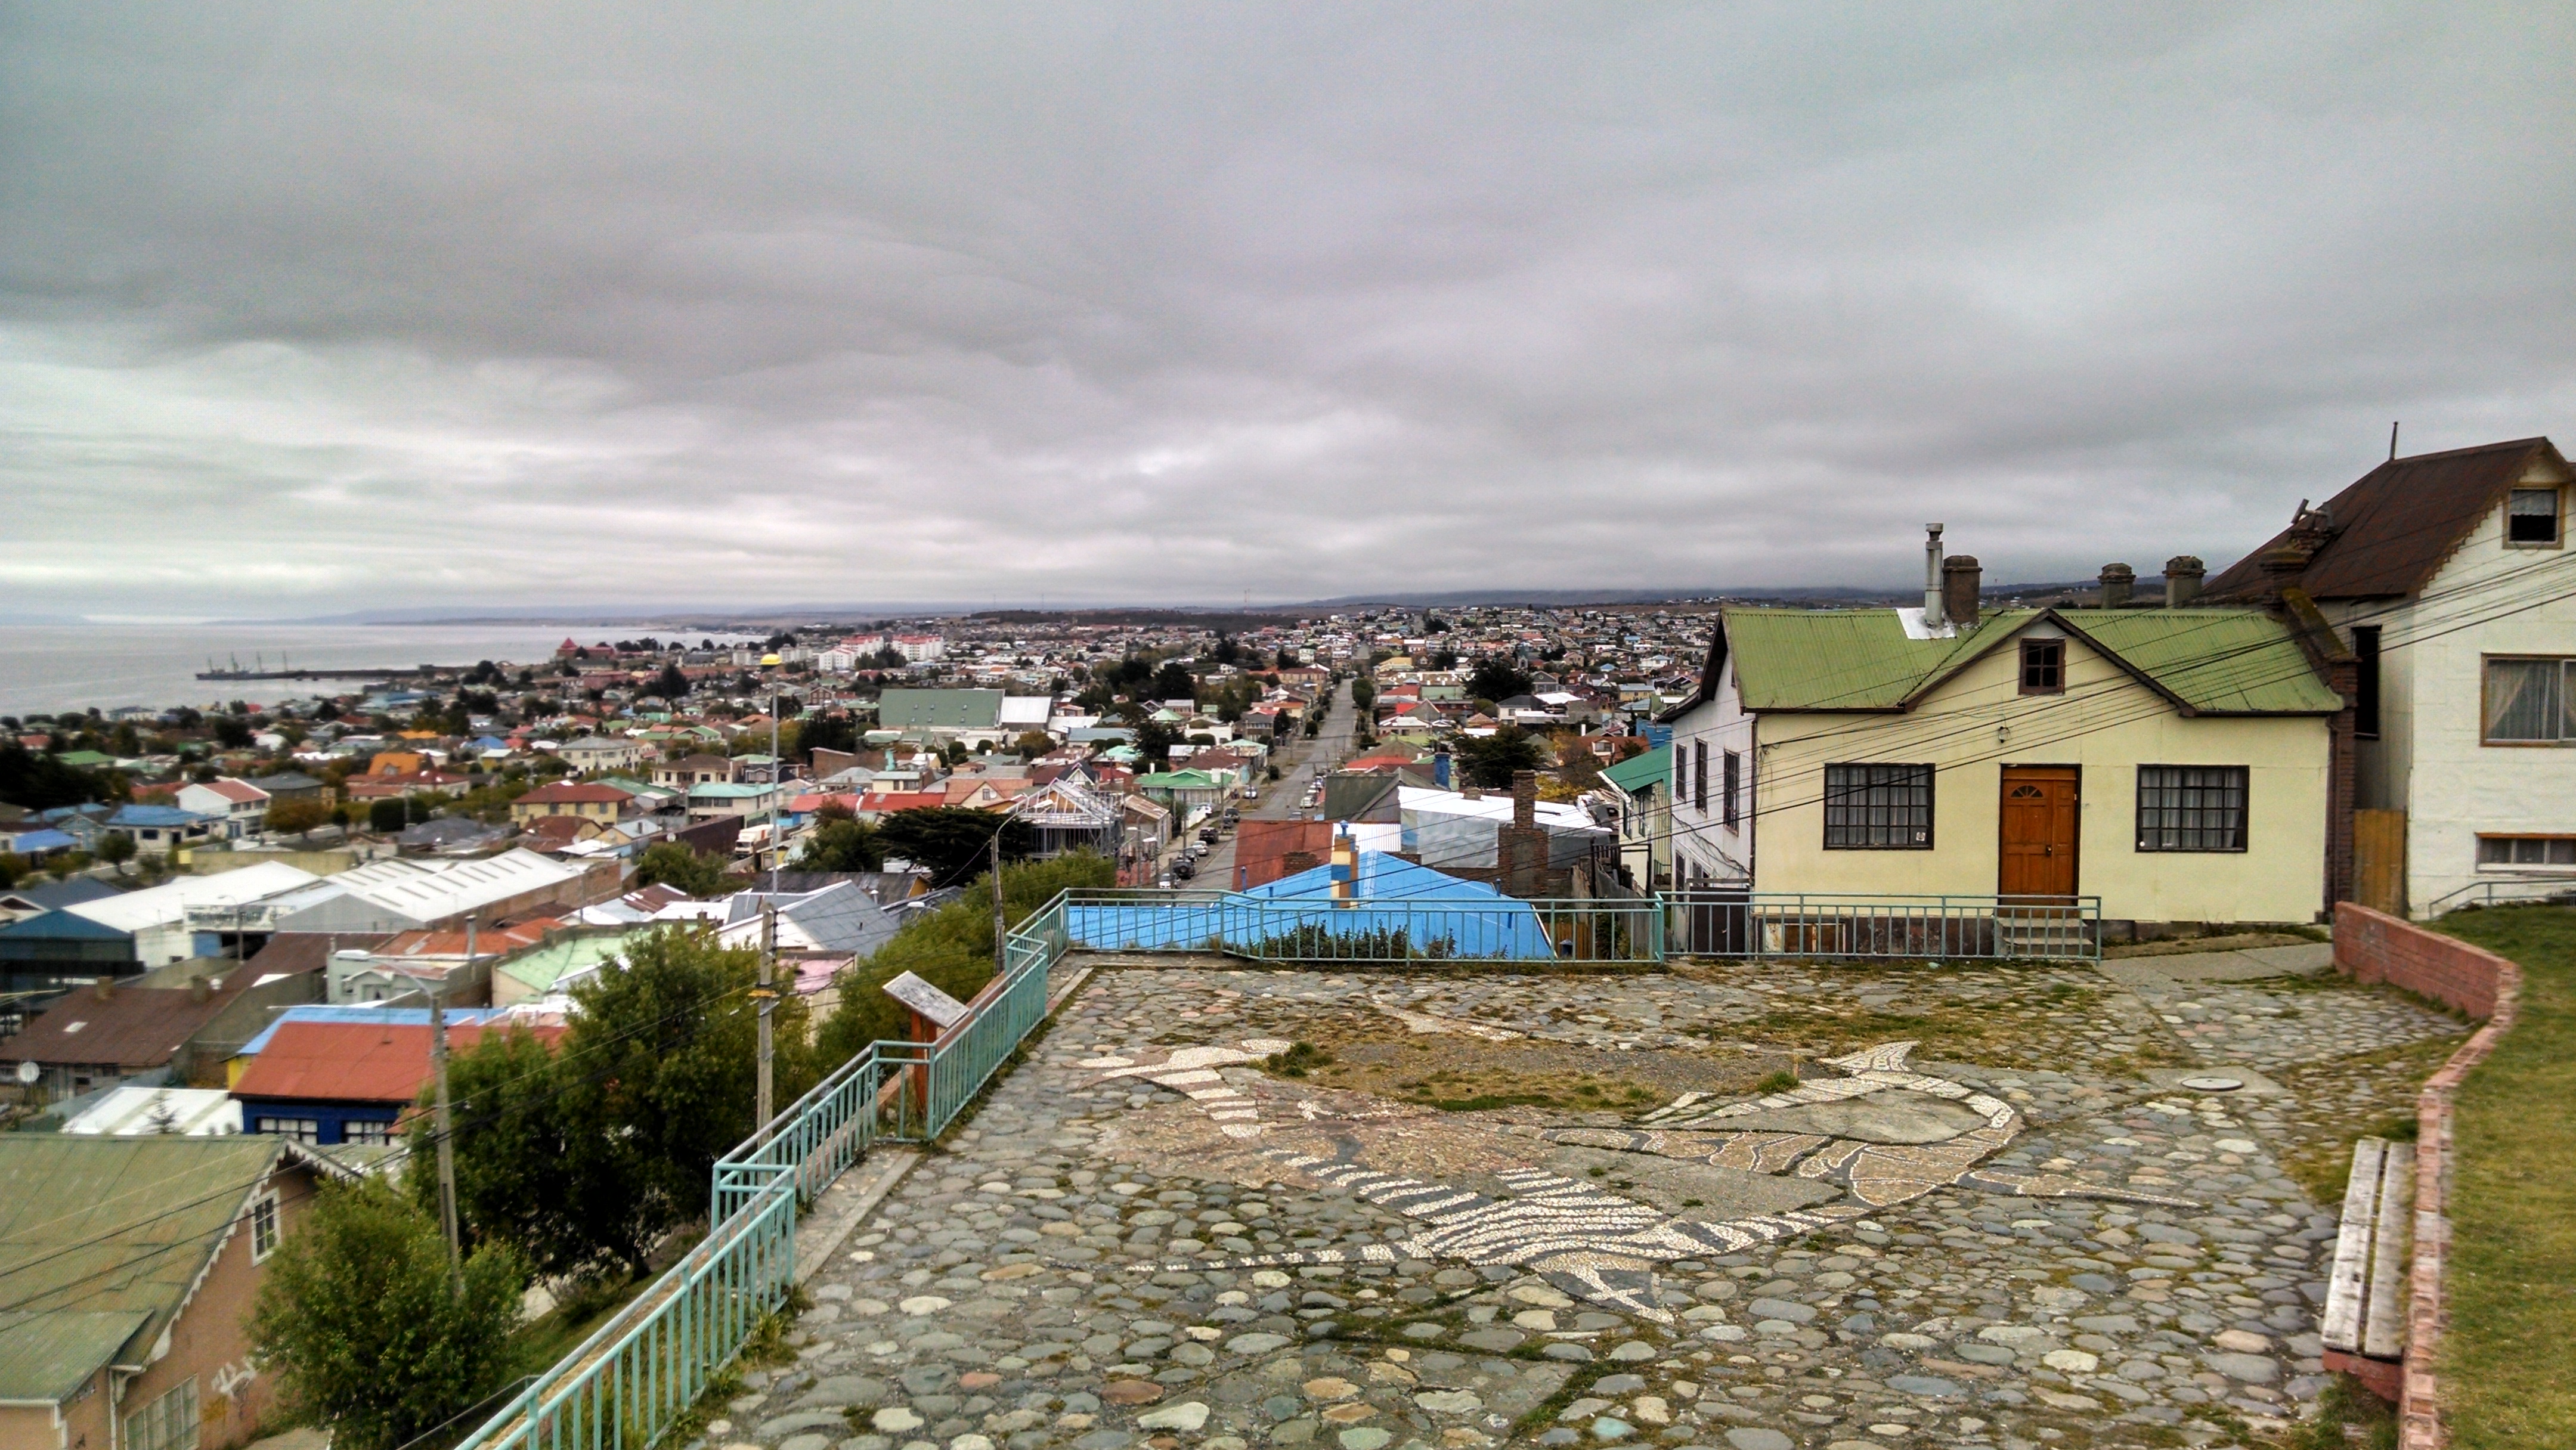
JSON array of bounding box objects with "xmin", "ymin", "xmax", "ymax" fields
[
  {"xmin": 2333, "ymin": 901, "xmax": 2511, "ymax": 1018},
  {"xmin": 2332, "ymin": 901, "xmax": 2525, "ymax": 1450}
]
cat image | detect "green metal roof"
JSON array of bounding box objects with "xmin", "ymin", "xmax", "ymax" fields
[
  {"xmin": 1722, "ymin": 606, "xmax": 2339, "ymax": 715},
  {"xmin": 496, "ymin": 930, "xmax": 649, "ymax": 994},
  {"xmin": 1135, "ymin": 770, "xmax": 1223, "ymax": 789},
  {"xmin": 876, "ymin": 689, "xmax": 1004, "ymax": 729},
  {"xmin": 1599, "ymin": 744, "xmax": 1670, "ymax": 794},
  {"xmin": 0, "ymin": 1136, "xmax": 289, "ymax": 1400},
  {"xmin": 2052, "ymin": 608, "xmax": 2345, "ymax": 714},
  {"xmin": 1725, "ymin": 608, "xmax": 2010, "ymax": 712}
]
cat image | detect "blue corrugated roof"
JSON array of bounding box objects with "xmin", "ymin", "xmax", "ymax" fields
[
  {"xmin": 235, "ymin": 1005, "xmax": 513, "ymax": 1058},
  {"xmin": 0, "ymin": 910, "xmax": 131, "ymax": 943}
]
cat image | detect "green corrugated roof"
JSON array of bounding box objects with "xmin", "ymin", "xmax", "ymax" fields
[
  {"xmin": 2054, "ymin": 609, "xmax": 2345, "ymax": 714},
  {"xmin": 1599, "ymin": 745, "xmax": 1670, "ymax": 794},
  {"xmin": 1722, "ymin": 606, "xmax": 2338, "ymax": 715},
  {"xmin": 0, "ymin": 1136, "xmax": 288, "ymax": 1400},
  {"xmin": 0, "ymin": 1310, "xmax": 148, "ymax": 1401},
  {"xmin": 877, "ymin": 689, "xmax": 1004, "ymax": 729},
  {"xmin": 496, "ymin": 930, "xmax": 649, "ymax": 994},
  {"xmin": 1726, "ymin": 608, "xmax": 2015, "ymax": 711}
]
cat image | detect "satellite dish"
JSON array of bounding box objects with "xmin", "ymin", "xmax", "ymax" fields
[{"xmin": 15, "ymin": 1061, "xmax": 38, "ymax": 1085}]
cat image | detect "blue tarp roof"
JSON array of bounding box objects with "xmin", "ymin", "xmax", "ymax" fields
[
  {"xmin": 235, "ymin": 1005, "xmax": 515, "ymax": 1058},
  {"xmin": 1062, "ymin": 852, "xmax": 1554, "ymax": 959}
]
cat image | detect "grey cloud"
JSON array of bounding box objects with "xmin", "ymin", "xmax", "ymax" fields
[{"xmin": 1, "ymin": 2, "xmax": 2570, "ymax": 615}]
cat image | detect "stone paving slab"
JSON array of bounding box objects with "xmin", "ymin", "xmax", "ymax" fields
[
  {"xmin": 697, "ymin": 955, "xmax": 2469, "ymax": 1450},
  {"xmin": 2095, "ymin": 944, "xmax": 2334, "ymax": 987}
]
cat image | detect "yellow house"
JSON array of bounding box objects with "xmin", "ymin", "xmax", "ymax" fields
[
  {"xmin": 1664, "ymin": 596, "xmax": 2343, "ymax": 931},
  {"xmin": 508, "ymin": 780, "xmax": 634, "ymax": 825}
]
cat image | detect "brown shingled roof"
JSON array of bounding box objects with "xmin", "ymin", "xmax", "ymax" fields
[{"xmin": 2204, "ymin": 437, "xmax": 2566, "ymax": 602}]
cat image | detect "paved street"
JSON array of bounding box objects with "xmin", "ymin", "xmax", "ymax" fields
[
  {"xmin": 1195, "ymin": 680, "xmax": 1355, "ymax": 891},
  {"xmin": 704, "ymin": 944, "xmax": 2462, "ymax": 1450}
]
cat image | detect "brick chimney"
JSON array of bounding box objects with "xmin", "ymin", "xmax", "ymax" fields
[
  {"xmin": 1497, "ymin": 770, "xmax": 1547, "ymax": 898},
  {"xmin": 1512, "ymin": 770, "xmax": 1537, "ymax": 829},
  {"xmin": 1942, "ymin": 556, "xmax": 1983, "ymax": 629},
  {"xmin": 2098, "ymin": 563, "xmax": 2135, "ymax": 608},
  {"xmin": 2164, "ymin": 556, "xmax": 2204, "ymax": 607}
]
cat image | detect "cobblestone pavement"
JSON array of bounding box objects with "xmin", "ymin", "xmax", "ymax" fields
[{"xmin": 701, "ymin": 954, "xmax": 2463, "ymax": 1450}]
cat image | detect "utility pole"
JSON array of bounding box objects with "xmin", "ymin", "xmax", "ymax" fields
[
  {"xmin": 430, "ymin": 923, "xmax": 463, "ymax": 1287},
  {"xmin": 990, "ymin": 828, "xmax": 1008, "ymax": 974},
  {"xmin": 756, "ymin": 897, "xmax": 775, "ymax": 1133}
]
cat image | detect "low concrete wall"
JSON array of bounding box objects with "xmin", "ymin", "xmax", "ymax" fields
[
  {"xmin": 2332, "ymin": 902, "xmax": 2523, "ymax": 1450},
  {"xmin": 2333, "ymin": 900, "xmax": 2510, "ymax": 1018}
]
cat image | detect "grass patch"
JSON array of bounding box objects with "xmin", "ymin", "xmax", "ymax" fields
[
  {"xmin": 508, "ymin": 1271, "xmax": 656, "ymax": 1370},
  {"xmin": 2269, "ymin": 1033, "xmax": 2462, "ymax": 1203},
  {"xmin": 2431, "ymin": 905, "xmax": 2576, "ymax": 1450},
  {"xmin": 1754, "ymin": 1069, "xmax": 1801, "ymax": 1093},
  {"xmin": 1264, "ymin": 1041, "xmax": 1335, "ymax": 1077},
  {"xmin": 2287, "ymin": 1372, "xmax": 2398, "ymax": 1450}
]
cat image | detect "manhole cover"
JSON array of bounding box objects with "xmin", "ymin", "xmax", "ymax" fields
[{"xmin": 2179, "ymin": 1075, "xmax": 2244, "ymax": 1092}]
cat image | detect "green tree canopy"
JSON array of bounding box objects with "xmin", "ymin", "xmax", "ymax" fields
[
  {"xmin": 246, "ymin": 1179, "xmax": 525, "ymax": 1450},
  {"xmin": 631, "ymin": 839, "xmax": 727, "ymax": 897},
  {"xmin": 0, "ymin": 741, "xmax": 107, "ymax": 810},
  {"xmin": 875, "ymin": 806, "xmax": 1033, "ymax": 885},
  {"xmin": 1457, "ymin": 725, "xmax": 1548, "ymax": 788},
  {"xmin": 795, "ymin": 815, "xmax": 885, "ymax": 872},
  {"xmin": 1465, "ymin": 657, "xmax": 1534, "ymax": 705},
  {"xmin": 561, "ymin": 928, "xmax": 820, "ymax": 1263}
]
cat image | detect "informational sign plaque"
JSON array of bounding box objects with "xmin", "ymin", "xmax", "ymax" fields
[{"xmin": 881, "ymin": 971, "xmax": 971, "ymax": 1030}]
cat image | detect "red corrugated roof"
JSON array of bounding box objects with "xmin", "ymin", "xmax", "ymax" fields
[
  {"xmin": 231, "ymin": 1019, "xmax": 567, "ymax": 1104},
  {"xmin": 2206, "ymin": 437, "xmax": 2565, "ymax": 601}
]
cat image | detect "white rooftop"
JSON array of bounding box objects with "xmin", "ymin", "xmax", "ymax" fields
[{"xmin": 66, "ymin": 862, "xmax": 320, "ymax": 934}]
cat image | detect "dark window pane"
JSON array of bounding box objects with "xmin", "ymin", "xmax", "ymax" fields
[
  {"xmin": 2508, "ymin": 488, "xmax": 2561, "ymax": 544},
  {"xmin": 2020, "ymin": 639, "xmax": 2064, "ymax": 693},
  {"xmin": 2135, "ymin": 766, "xmax": 2248, "ymax": 851},
  {"xmin": 1823, "ymin": 763, "xmax": 1933, "ymax": 848}
]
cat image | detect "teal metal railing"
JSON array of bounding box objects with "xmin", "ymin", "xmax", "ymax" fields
[
  {"xmin": 1058, "ymin": 888, "xmax": 1662, "ymax": 965},
  {"xmin": 456, "ymin": 894, "xmax": 1075, "ymax": 1450},
  {"xmin": 1663, "ymin": 889, "xmax": 2103, "ymax": 960}
]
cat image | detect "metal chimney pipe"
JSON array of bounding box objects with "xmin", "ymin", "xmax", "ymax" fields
[{"xmin": 1924, "ymin": 524, "xmax": 1946, "ymax": 628}]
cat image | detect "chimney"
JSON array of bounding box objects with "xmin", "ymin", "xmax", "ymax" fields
[
  {"xmin": 1923, "ymin": 524, "xmax": 1946, "ymax": 628},
  {"xmin": 2098, "ymin": 563, "xmax": 2135, "ymax": 609},
  {"xmin": 2164, "ymin": 555, "xmax": 2204, "ymax": 607},
  {"xmin": 95, "ymin": 975, "xmax": 116, "ymax": 1000},
  {"xmin": 1512, "ymin": 770, "xmax": 1537, "ymax": 829},
  {"xmin": 1942, "ymin": 556, "xmax": 1983, "ymax": 630},
  {"xmin": 1432, "ymin": 746, "xmax": 1452, "ymax": 789},
  {"xmin": 1463, "ymin": 782, "xmax": 1482, "ymax": 800},
  {"xmin": 190, "ymin": 977, "xmax": 213, "ymax": 1004}
]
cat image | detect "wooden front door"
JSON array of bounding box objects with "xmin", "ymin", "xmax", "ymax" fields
[{"xmin": 1999, "ymin": 766, "xmax": 2080, "ymax": 900}]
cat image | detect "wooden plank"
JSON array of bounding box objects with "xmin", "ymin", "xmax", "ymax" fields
[
  {"xmin": 2355, "ymin": 809, "xmax": 2407, "ymax": 916},
  {"xmin": 2363, "ymin": 1142, "xmax": 2416, "ymax": 1360},
  {"xmin": 2323, "ymin": 1136, "xmax": 2386, "ymax": 1352}
]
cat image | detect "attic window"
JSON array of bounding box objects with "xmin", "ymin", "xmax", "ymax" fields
[
  {"xmin": 2508, "ymin": 487, "xmax": 2563, "ymax": 546},
  {"xmin": 2020, "ymin": 639, "xmax": 2065, "ymax": 695}
]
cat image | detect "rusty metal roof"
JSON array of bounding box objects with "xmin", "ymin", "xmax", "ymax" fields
[
  {"xmin": 2205, "ymin": 437, "xmax": 2565, "ymax": 601},
  {"xmin": 0, "ymin": 977, "xmax": 252, "ymax": 1070}
]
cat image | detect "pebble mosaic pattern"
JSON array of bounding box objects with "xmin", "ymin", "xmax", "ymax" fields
[{"xmin": 699, "ymin": 953, "xmax": 2466, "ymax": 1450}]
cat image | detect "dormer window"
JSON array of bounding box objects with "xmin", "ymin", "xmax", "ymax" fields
[
  {"xmin": 2508, "ymin": 487, "xmax": 2563, "ymax": 547},
  {"xmin": 2019, "ymin": 639, "xmax": 2064, "ymax": 695}
]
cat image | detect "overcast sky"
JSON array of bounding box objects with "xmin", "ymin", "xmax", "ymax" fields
[{"xmin": 4, "ymin": 4, "xmax": 2570, "ymax": 618}]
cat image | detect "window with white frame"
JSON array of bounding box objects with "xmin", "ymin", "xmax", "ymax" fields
[
  {"xmin": 2477, "ymin": 836, "xmax": 2576, "ymax": 869},
  {"xmin": 126, "ymin": 1377, "xmax": 199, "ymax": 1450},
  {"xmin": 2484, "ymin": 657, "xmax": 2576, "ymax": 743},
  {"xmin": 2136, "ymin": 766, "xmax": 2249, "ymax": 851},
  {"xmin": 343, "ymin": 1119, "xmax": 395, "ymax": 1145},
  {"xmin": 250, "ymin": 1191, "xmax": 280, "ymax": 1261},
  {"xmin": 2507, "ymin": 487, "xmax": 2563, "ymax": 546},
  {"xmin": 1822, "ymin": 764, "xmax": 1933, "ymax": 848}
]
